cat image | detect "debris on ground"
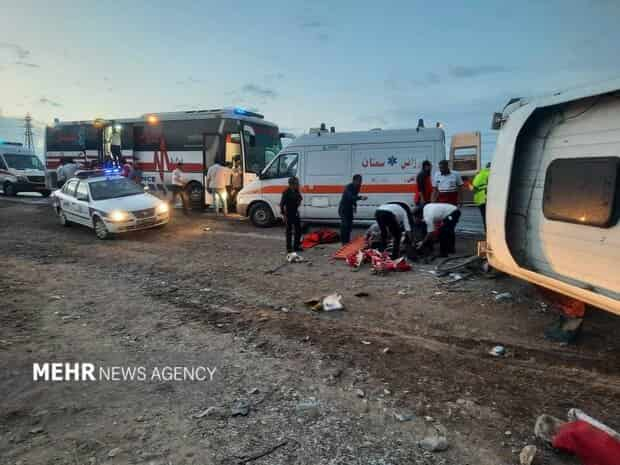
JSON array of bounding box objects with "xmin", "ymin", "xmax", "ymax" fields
[
  {"xmin": 346, "ymin": 248, "xmax": 412, "ymax": 273},
  {"xmin": 192, "ymin": 406, "xmax": 228, "ymax": 419},
  {"xmin": 489, "ymin": 345, "xmax": 506, "ymax": 357},
  {"xmin": 321, "ymin": 293, "xmax": 344, "ymax": 311},
  {"xmin": 418, "ymin": 435, "xmax": 449, "ymax": 452},
  {"xmin": 494, "ymin": 292, "xmax": 513, "ymax": 302},
  {"xmin": 235, "ymin": 440, "xmax": 290, "ymax": 464},
  {"xmin": 231, "ymin": 401, "xmax": 251, "ymax": 417},
  {"xmin": 397, "ymin": 289, "xmax": 408, "ymax": 296},
  {"xmin": 535, "ymin": 410, "xmax": 620, "ymax": 465},
  {"xmin": 553, "ymin": 420, "xmax": 620, "ymax": 465},
  {"xmin": 286, "ymin": 252, "xmax": 305, "ymax": 263},
  {"xmin": 355, "ymin": 388, "xmax": 365, "ymax": 398},
  {"xmin": 381, "ymin": 347, "xmax": 391, "ymax": 354},
  {"xmin": 107, "ymin": 448, "xmax": 122, "ymax": 458},
  {"xmin": 394, "ymin": 411, "xmax": 415, "ymax": 422},
  {"xmin": 361, "ymin": 340, "xmax": 371, "ymax": 345},
  {"xmin": 535, "ymin": 414, "xmax": 567, "ymax": 443},
  {"xmin": 568, "ymin": 408, "xmax": 620, "ymax": 441},
  {"xmin": 304, "ymin": 293, "xmax": 344, "ymax": 312},
  {"xmin": 519, "ymin": 445, "xmax": 537, "ymax": 465}
]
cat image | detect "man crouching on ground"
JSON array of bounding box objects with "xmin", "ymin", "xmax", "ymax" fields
[
  {"xmin": 280, "ymin": 176, "xmax": 303, "ymax": 253},
  {"xmin": 413, "ymin": 203, "xmax": 461, "ymax": 257}
]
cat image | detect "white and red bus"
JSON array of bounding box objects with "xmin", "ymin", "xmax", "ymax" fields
[{"xmin": 45, "ymin": 108, "xmax": 285, "ymax": 207}]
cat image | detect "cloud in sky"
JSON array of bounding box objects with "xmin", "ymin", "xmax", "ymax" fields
[
  {"xmin": 300, "ymin": 20, "xmax": 323, "ymax": 29},
  {"xmin": 412, "ymin": 72, "xmax": 441, "ymax": 87},
  {"xmin": 448, "ymin": 65, "xmax": 509, "ymax": 79},
  {"xmin": 39, "ymin": 97, "xmax": 62, "ymax": 107},
  {"xmin": 240, "ymin": 84, "xmax": 277, "ymax": 99},
  {"xmin": 14, "ymin": 61, "xmax": 40, "ymax": 68},
  {"xmin": 0, "ymin": 42, "xmax": 30, "ymax": 60}
]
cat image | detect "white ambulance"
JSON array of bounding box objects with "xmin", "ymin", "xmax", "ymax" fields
[
  {"xmin": 237, "ymin": 125, "xmax": 446, "ymax": 226},
  {"xmin": 0, "ymin": 141, "xmax": 50, "ymax": 197}
]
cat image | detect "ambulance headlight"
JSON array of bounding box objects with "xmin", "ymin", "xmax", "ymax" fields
[
  {"xmin": 156, "ymin": 202, "xmax": 169, "ymax": 214},
  {"xmin": 108, "ymin": 210, "xmax": 128, "ymax": 222}
]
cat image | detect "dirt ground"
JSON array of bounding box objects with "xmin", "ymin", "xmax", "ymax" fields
[{"xmin": 1, "ymin": 198, "xmax": 619, "ymax": 465}]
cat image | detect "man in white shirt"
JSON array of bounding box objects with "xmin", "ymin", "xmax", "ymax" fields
[
  {"xmin": 205, "ymin": 161, "xmax": 232, "ymax": 215},
  {"xmin": 414, "ymin": 202, "xmax": 461, "ymax": 257},
  {"xmin": 432, "ymin": 160, "xmax": 463, "ymax": 206},
  {"xmin": 170, "ymin": 162, "xmax": 189, "ymax": 215},
  {"xmin": 374, "ymin": 202, "xmax": 413, "ymax": 259}
]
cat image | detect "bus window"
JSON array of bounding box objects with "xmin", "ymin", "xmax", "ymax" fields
[{"xmin": 243, "ymin": 123, "xmax": 281, "ymax": 174}]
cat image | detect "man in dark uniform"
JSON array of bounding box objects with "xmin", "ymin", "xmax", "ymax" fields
[
  {"xmin": 280, "ymin": 176, "xmax": 303, "ymax": 253},
  {"xmin": 338, "ymin": 174, "xmax": 367, "ymax": 245}
]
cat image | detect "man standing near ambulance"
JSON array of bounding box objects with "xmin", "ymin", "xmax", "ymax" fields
[
  {"xmin": 338, "ymin": 174, "xmax": 367, "ymax": 245},
  {"xmin": 432, "ymin": 160, "xmax": 463, "ymax": 206}
]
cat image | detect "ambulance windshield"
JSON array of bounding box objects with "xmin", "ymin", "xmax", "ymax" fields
[{"xmin": 243, "ymin": 124, "xmax": 281, "ymax": 174}]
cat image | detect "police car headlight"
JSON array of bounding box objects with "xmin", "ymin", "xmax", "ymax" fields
[
  {"xmin": 156, "ymin": 202, "xmax": 169, "ymax": 214},
  {"xmin": 108, "ymin": 210, "xmax": 129, "ymax": 222}
]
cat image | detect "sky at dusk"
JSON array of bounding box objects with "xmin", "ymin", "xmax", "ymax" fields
[{"xmin": 1, "ymin": 0, "xmax": 620, "ymax": 160}]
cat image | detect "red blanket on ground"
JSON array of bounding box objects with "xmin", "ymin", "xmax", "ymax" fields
[
  {"xmin": 301, "ymin": 229, "xmax": 339, "ymax": 249},
  {"xmin": 553, "ymin": 420, "xmax": 620, "ymax": 465},
  {"xmin": 346, "ymin": 248, "xmax": 412, "ymax": 273}
]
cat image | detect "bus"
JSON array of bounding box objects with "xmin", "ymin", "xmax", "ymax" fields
[
  {"xmin": 45, "ymin": 108, "xmax": 286, "ymax": 208},
  {"xmin": 486, "ymin": 79, "xmax": 620, "ymax": 315}
]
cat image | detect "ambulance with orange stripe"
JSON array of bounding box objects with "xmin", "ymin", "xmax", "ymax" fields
[
  {"xmin": 237, "ymin": 125, "xmax": 446, "ymax": 227},
  {"xmin": 45, "ymin": 108, "xmax": 284, "ymax": 208}
]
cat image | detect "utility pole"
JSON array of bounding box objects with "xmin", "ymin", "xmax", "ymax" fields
[{"xmin": 24, "ymin": 113, "xmax": 35, "ymax": 151}]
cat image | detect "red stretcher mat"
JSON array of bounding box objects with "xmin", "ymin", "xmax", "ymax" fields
[{"xmin": 333, "ymin": 236, "xmax": 367, "ymax": 259}]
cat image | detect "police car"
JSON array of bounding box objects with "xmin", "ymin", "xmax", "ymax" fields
[{"xmin": 51, "ymin": 169, "xmax": 170, "ymax": 239}]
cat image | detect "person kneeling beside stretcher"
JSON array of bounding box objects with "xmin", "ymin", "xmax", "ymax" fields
[{"xmin": 413, "ymin": 203, "xmax": 461, "ymax": 257}]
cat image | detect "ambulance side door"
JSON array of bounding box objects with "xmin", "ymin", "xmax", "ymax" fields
[
  {"xmin": 303, "ymin": 146, "xmax": 350, "ymax": 220},
  {"xmin": 260, "ymin": 152, "xmax": 300, "ymax": 218}
]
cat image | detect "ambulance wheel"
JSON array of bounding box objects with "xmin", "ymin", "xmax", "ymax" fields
[
  {"xmin": 3, "ymin": 182, "xmax": 16, "ymax": 196},
  {"xmin": 249, "ymin": 202, "xmax": 274, "ymax": 227},
  {"xmin": 94, "ymin": 217, "xmax": 110, "ymax": 240},
  {"xmin": 58, "ymin": 208, "xmax": 71, "ymax": 227}
]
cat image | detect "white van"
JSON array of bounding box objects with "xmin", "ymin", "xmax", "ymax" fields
[
  {"xmin": 0, "ymin": 141, "xmax": 50, "ymax": 197},
  {"xmin": 237, "ymin": 127, "xmax": 446, "ymax": 226},
  {"xmin": 486, "ymin": 79, "xmax": 620, "ymax": 316}
]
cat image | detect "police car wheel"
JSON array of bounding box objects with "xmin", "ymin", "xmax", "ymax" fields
[
  {"xmin": 58, "ymin": 209, "xmax": 71, "ymax": 227},
  {"xmin": 3, "ymin": 182, "xmax": 16, "ymax": 196},
  {"xmin": 249, "ymin": 202, "xmax": 274, "ymax": 228},
  {"xmin": 94, "ymin": 217, "xmax": 110, "ymax": 240}
]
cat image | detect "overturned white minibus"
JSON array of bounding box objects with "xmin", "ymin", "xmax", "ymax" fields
[{"xmin": 486, "ymin": 80, "xmax": 620, "ymax": 315}]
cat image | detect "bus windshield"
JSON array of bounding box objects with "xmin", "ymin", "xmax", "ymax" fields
[
  {"xmin": 4, "ymin": 154, "xmax": 44, "ymax": 170},
  {"xmin": 243, "ymin": 124, "xmax": 282, "ymax": 174}
]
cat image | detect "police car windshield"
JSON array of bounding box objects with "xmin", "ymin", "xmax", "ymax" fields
[{"xmin": 89, "ymin": 178, "xmax": 144, "ymax": 200}]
